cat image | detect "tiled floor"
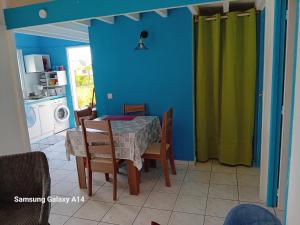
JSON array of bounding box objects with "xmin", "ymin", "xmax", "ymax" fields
[{"xmin": 32, "ymin": 135, "xmax": 283, "ymax": 225}]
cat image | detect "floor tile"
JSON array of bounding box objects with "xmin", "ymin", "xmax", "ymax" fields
[
  {"xmin": 184, "ymin": 170, "xmax": 210, "ymax": 183},
  {"xmin": 212, "ymin": 161, "xmax": 236, "ymax": 174},
  {"xmin": 60, "ymin": 161, "xmax": 77, "ymax": 171},
  {"xmin": 133, "ymin": 208, "xmax": 171, "ymax": 225},
  {"xmin": 64, "ymin": 217, "xmax": 98, "ymax": 225},
  {"xmin": 144, "ymin": 192, "xmax": 177, "ymax": 210},
  {"xmin": 238, "ymin": 186, "xmax": 260, "ymax": 202},
  {"xmin": 48, "ymin": 159, "xmax": 67, "ymax": 170},
  {"xmin": 206, "ymin": 198, "xmax": 238, "ymax": 217},
  {"xmin": 161, "ymin": 168, "xmax": 187, "ymax": 181},
  {"xmin": 49, "ymin": 213, "xmax": 70, "ymax": 225},
  {"xmin": 210, "ymin": 173, "xmax": 237, "ymax": 186},
  {"xmin": 180, "ymin": 181, "xmax": 209, "ymax": 197},
  {"xmin": 51, "ymin": 181, "xmax": 77, "ymax": 196},
  {"xmin": 74, "ymin": 200, "xmax": 112, "ymax": 221},
  {"xmin": 188, "ymin": 161, "xmax": 212, "ymax": 172},
  {"xmin": 204, "ymin": 216, "xmax": 225, "ymax": 225},
  {"xmin": 275, "ymin": 209, "xmax": 285, "ymax": 224},
  {"xmin": 102, "ymin": 204, "xmax": 140, "ymax": 225},
  {"xmin": 237, "ymin": 166, "xmax": 260, "ymax": 176},
  {"xmin": 209, "ymin": 184, "xmax": 238, "ymax": 200},
  {"xmin": 92, "ymin": 186, "xmax": 125, "ymax": 203},
  {"xmin": 140, "ymin": 179, "xmax": 157, "ymax": 192},
  {"xmin": 174, "ymin": 195, "xmax": 206, "ymax": 214},
  {"xmin": 168, "ymin": 212, "xmax": 204, "ymax": 225},
  {"xmin": 118, "ymin": 190, "xmax": 150, "ymax": 206},
  {"xmin": 51, "ymin": 169, "xmax": 73, "ymax": 182},
  {"xmin": 237, "ymin": 174, "xmax": 260, "ymax": 187},
  {"xmin": 51, "ymin": 201, "xmax": 85, "ymax": 216},
  {"xmin": 70, "ymin": 184, "xmax": 101, "ymax": 200},
  {"xmin": 153, "ymin": 179, "xmax": 182, "ymax": 194}
]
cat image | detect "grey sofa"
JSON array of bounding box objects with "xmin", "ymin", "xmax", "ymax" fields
[{"xmin": 0, "ymin": 152, "xmax": 51, "ymax": 225}]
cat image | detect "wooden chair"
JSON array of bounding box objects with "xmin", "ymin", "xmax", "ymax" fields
[
  {"xmin": 82, "ymin": 119, "xmax": 118, "ymax": 200},
  {"xmin": 123, "ymin": 104, "xmax": 146, "ymax": 116},
  {"xmin": 74, "ymin": 107, "xmax": 95, "ymax": 126},
  {"xmin": 142, "ymin": 108, "xmax": 176, "ymax": 186}
]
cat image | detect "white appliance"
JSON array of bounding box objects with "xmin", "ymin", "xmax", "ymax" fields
[
  {"xmin": 25, "ymin": 104, "xmax": 42, "ymax": 140},
  {"xmin": 52, "ymin": 97, "xmax": 70, "ymax": 133},
  {"xmin": 24, "ymin": 54, "xmax": 51, "ymax": 73}
]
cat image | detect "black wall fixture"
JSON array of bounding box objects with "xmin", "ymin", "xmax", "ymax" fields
[{"xmin": 135, "ymin": 30, "xmax": 149, "ymax": 50}]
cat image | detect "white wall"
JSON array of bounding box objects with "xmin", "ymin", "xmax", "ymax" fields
[
  {"xmin": 259, "ymin": 0, "xmax": 275, "ymax": 203},
  {"xmin": 286, "ymin": 4, "xmax": 300, "ymax": 224},
  {"xmin": 0, "ymin": 3, "xmax": 30, "ymax": 155}
]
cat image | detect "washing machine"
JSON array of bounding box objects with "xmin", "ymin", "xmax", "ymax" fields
[
  {"xmin": 25, "ymin": 104, "xmax": 42, "ymax": 139},
  {"xmin": 52, "ymin": 97, "xmax": 70, "ymax": 133}
]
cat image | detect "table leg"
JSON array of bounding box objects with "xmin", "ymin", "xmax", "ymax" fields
[
  {"xmin": 76, "ymin": 156, "xmax": 87, "ymax": 189},
  {"xmin": 126, "ymin": 160, "xmax": 140, "ymax": 195}
]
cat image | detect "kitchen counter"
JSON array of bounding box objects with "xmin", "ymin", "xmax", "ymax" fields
[{"xmin": 24, "ymin": 95, "xmax": 66, "ymax": 105}]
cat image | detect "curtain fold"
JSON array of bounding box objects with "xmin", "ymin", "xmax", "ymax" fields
[{"xmin": 196, "ymin": 8, "xmax": 256, "ymax": 166}]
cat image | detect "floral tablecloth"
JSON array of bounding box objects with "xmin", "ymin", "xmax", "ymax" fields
[{"xmin": 65, "ymin": 116, "xmax": 161, "ymax": 170}]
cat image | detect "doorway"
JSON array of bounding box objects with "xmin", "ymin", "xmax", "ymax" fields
[{"xmin": 66, "ymin": 46, "xmax": 95, "ymax": 110}]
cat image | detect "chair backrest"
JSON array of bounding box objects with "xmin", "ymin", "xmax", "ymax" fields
[
  {"xmin": 74, "ymin": 107, "xmax": 93, "ymax": 126},
  {"xmin": 123, "ymin": 104, "xmax": 146, "ymax": 116},
  {"xmin": 160, "ymin": 108, "xmax": 173, "ymax": 154},
  {"xmin": 82, "ymin": 119, "xmax": 116, "ymax": 164}
]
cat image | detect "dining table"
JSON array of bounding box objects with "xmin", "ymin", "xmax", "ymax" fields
[{"xmin": 65, "ymin": 116, "xmax": 161, "ymax": 195}]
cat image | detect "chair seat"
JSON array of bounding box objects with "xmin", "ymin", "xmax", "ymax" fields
[
  {"xmin": 143, "ymin": 143, "xmax": 170, "ymax": 155},
  {"xmin": 0, "ymin": 203, "xmax": 41, "ymax": 225},
  {"xmin": 91, "ymin": 157, "xmax": 119, "ymax": 164}
]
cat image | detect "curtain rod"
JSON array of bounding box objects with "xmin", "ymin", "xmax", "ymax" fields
[{"xmin": 194, "ymin": 12, "xmax": 258, "ymax": 22}]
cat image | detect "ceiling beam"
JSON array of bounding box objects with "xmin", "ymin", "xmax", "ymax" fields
[
  {"xmin": 51, "ymin": 22, "xmax": 88, "ymax": 34},
  {"xmin": 96, "ymin": 16, "xmax": 115, "ymax": 24},
  {"xmin": 187, "ymin": 5, "xmax": 199, "ymax": 15},
  {"xmin": 14, "ymin": 29, "xmax": 89, "ymax": 43},
  {"xmin": 5, "ymin": 0, "xmax": 225, "ymax": 29},
  {"xmin": 72, "ymin": 20, "xmax": 90, "ymax": 27},
  {"xmin": 124, "ymin": 13, "xmax": 140, "ymax": 21},
  {"xmin": 14, "ymin": 24, "xmax": 89, "ymax": 42},
  {"xmin": 155, "ymin": 9, "xmax": 168, "ymax": 18}
]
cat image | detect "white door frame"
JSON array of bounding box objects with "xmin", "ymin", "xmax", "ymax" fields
[
  {"xmin": 277, "ymin": 0, "xmax": 297, "ymax": 210},
  {"xmin": 66, "ymin": 45, "xmax": 90, "ymax": 110}
]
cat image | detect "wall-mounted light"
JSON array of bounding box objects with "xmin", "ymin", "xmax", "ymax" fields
[
  {"xmin": 39, "ymin": 9, "xmax": 48, "ymax": 19},
  {"xmin": 135, "ymin": 31, "xmax": 149, "ymax": 50}
]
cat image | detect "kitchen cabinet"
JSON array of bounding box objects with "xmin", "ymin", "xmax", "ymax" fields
[
  {"xmin": 24, "ymin": 54, "xmax": 51, "ymax": 73},
  {"xmin": 37, "ymin": 102, "xmax": 54, "ymax": 135}
]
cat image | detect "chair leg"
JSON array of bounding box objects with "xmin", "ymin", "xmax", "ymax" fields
[
  {"xmin": 149, "ymin": 159, "xmax": 157, "ymax": 168},
  {"xmin": 144, "ymin": 159, "xmax": 149, "ymax": 172},
  {"xmin": 105, "ymin": 173, "xmax": 110, "ymax": 181},
  {"xmin": 161, "ymin": 159, "xmax": 171, "ymax": 187},
  {"xmin": 88, "ymin": 170, "xmax": 92, "ymax": 196},
  {"xmin": 113, "ymin": 172, "xmax": 117, "ymax": 201},
  {"xmin": 169, "ymin": 147, "xmax": 176, "ymax": 175}
]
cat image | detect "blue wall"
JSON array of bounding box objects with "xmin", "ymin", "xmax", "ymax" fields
[
  {"xmin": 89, "ymin": 8, "xmax": 194, "ymax": 160},
  {"xmin": 15, "ymin": 33, "xmax": 41, "ymax": 55},
  {"xmin": 15, "ymin": 33, "xmax": 86, "ymax": 128}
]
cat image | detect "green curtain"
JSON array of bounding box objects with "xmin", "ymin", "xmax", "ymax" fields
[{"xmin": 196, "ymin": 9, "xmax": 257, "ymax": 166}]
